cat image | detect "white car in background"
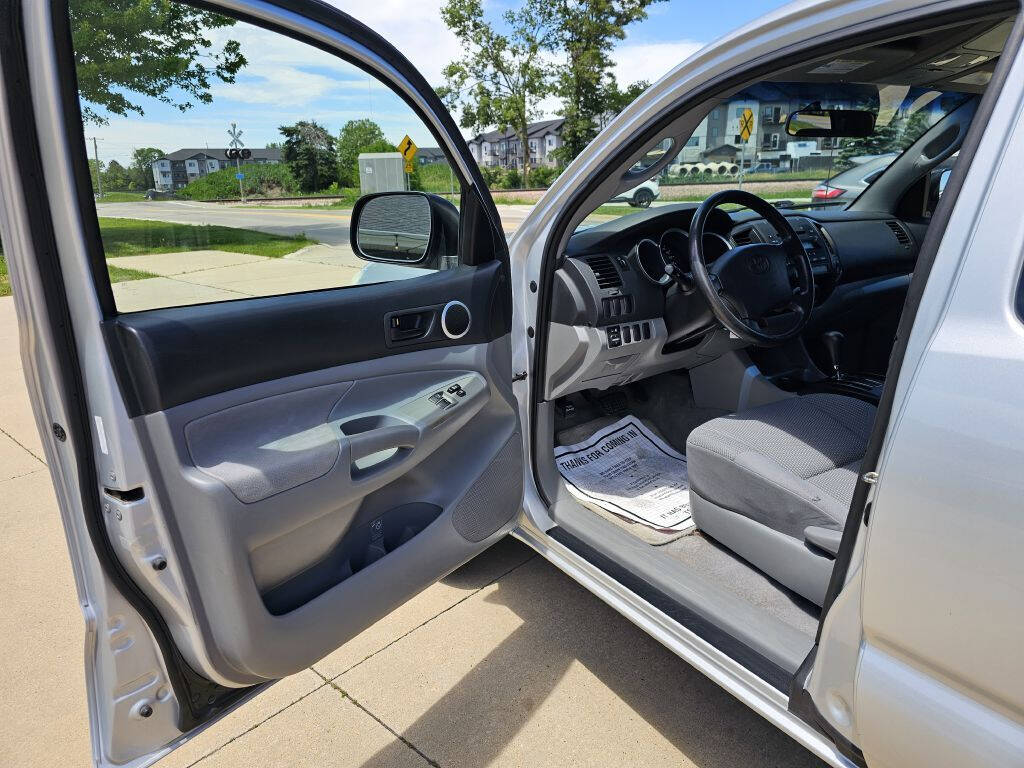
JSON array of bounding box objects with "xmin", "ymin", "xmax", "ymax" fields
[{"xmin": 610, "ymin": 177, "xmax": 660, "ymax": 207}]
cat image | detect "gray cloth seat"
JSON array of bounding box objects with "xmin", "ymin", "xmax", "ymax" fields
[{"xmin": 685, "ymin": 394, "xmax": 876, "ymax": 606}]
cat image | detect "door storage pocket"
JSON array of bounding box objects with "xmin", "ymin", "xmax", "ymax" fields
[{"xmin": 260, "ymin": 502, "xmax": 442, "ymax": 615}]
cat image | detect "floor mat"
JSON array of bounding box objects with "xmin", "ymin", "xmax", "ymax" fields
[{"xmin": 555, "ymin": 416, "xmax": 694, "ymax": 545}]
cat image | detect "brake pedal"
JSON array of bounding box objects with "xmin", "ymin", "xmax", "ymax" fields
[{"xmin": 595, "ymin": 391, "xmax": 628, "ymax": 417}]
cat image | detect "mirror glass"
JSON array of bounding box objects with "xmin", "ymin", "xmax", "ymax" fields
[
  {"xmin": 785, "ymin": 108, "xmax": 875, "ymax": 138},
  {"xmin": 355, "ymin": 194, "xmax": 432, "ymax": 262}
]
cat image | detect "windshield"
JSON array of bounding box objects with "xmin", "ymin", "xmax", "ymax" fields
[{"xmin": 578, "ymin": 81, "xmax": 970, "ymax": 230}]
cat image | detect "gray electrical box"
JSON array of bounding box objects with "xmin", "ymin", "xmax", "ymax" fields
[{"xmin": 358, "ymin": 152, "xmax": 405, "ymax": 195}]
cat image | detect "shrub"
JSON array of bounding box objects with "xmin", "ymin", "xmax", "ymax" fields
[
  {"xmin": 528, "ymin": 165, "xmax": 563, "ymax": 188},
  {"xmin": 178, "ymin": 163, "xmax": 299, "ymax": 200}
]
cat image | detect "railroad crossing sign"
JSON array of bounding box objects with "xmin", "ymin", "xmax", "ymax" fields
[
  {"xmin": 738, "ymin": 108, "xmax": 755, "ymax": 143},
  {"xmin": 228, "ymin": 122, "xmax": 244, "ymax": 148},
  {"xmin": 397, "ymin": 134, "xmax": 417, "ymax": 162}
]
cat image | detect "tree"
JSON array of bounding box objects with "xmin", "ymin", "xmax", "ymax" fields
[
  {"xmin": 337, "ymin": 120, "xmax": 387, "ymax": 187},
  {"xmin": 439, "ymin": 0, "xmax": 557, "ymax": 187},
  {"xmin": 836, "ymin": 108, "xmax": 931, "ymax": 172},
  {"xmin": 70, "ymin": 0, "xmax": 246, "ymax": 124},
  {"xmin": 101, "ymin": 160, "xmax": 133, "ymax": 191},
  {"xmin": 550, "ymin": 1, "xmax": 663, "ymax": 163},
  {"xmin": 87, "ymin": 158, "xmax": 104, "ymax": 193},
  {"xmin": 128, "ymin": 147, "xmax": 164, "ymax": 191},
  {"xmin": 279, "ymin": 121, "xmax": 337, "ymax": 193}
]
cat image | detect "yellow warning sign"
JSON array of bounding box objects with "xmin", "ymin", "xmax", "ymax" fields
[
  {"xmin": 404, "ymin": 160, "xmax": 414, "ymax": 174},
  {"xmin": 397, "ymin": 135, "xmax": 418, "ymax": 162},
  {"xmin": 739, "ymin": 108, "xmax": 755, "ymax": 143}
]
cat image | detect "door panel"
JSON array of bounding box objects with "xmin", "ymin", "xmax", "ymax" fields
[{"xmin": 128, "ymin": 335, "xmax": 520, "ymax": 684}]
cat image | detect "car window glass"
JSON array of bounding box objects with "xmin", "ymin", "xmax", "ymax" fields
[
  {"xmin": 574, "ymin": 81, "xmax": 970, "ymax": 231},
  {"xmin": 68, "ymin": 1, "xmax": 461, "ymax": 313}
]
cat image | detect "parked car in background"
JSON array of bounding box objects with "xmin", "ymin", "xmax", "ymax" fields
[
  {"xmin": 811, "ymin": 153, "xmax": 897, "ymax": 202},
  {"xmin": 143, "ymin": 188, "xmax": 177, "ymax": 200},
  {"xmin": 611, "ymin": 177, "xmax": 660, "ymax": 207}
]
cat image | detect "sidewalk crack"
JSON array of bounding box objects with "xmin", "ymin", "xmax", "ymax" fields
[
  {"xmin": 315, "ymin": 670, "xmax": 441, "ymax": 768},
  {"xmin": 183, "ymin": 680, "xmax": 329, "ymax": 768},
  {"xmin": 0, "ymin": 425, "xmax": 46, "ymax": 464}
]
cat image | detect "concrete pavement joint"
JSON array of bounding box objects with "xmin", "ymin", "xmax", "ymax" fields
[
  {"xmin": 180, "ymin": 680, "xmax": 331, "ymax": 768},
  {"xmin": 0, "ymin": 424, "xmax": 47, "ymax": 464},
  {"xmin": 319, "ymin": 551, "xmax": 538, "ymax": 683},
  {"xmin": 178, "ymin": 552, "xmax": 535, "ymax": 767},
  {"xmin": 315, "ymin": 670, "xmax": 441, "ymax": 768}
]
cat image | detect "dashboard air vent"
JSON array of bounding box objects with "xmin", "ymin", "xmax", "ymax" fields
[
  {"xmin": 731, "ymin": 227, "xmax": 761, "ymax": 246},
  {"xmin": 586, "ymin": 255, "xmax": 622, "ymax": 289},
  {"xmin": 885, "ymin": 220, "xmax": 913, "ymax": 249}
]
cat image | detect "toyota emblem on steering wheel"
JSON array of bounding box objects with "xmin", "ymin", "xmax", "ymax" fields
[{"xmin": 747, "ymin": 253, "xmax": 771, "ymax": 275}]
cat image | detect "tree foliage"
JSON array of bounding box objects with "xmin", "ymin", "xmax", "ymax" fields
[
  {"xmin": 438, "ymin": 0, "xmax": 556, "ymax": 186},
  {"xmin": 279, "ymin": 121, "xmax": 337, "ymax": 193},
  {"xmin": 101, "ymin": 160, "xmax": 133, "ymax": 191},
  {"xmin": 70, "ymin": 0, "xmax": 246, "ymax": 125},
  {"xmin": 128, "ymin": 147, "xmax": 165, "ymax": 190},
  {"xmin": 551, "ymin": 0, "xmax": 663, "ymax": 162},
  {"xmin": 337, "ymin": 119, "xmax": 387, "ymax": 187}
]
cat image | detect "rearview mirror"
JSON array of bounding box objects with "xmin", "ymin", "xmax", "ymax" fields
[
  {"xmin": 785, "ymin": 108, "xmax": 875, "ymax": 138},
  {"xmin": 350, "ymin": 191, "xmax": 459, "ymax": 266}
]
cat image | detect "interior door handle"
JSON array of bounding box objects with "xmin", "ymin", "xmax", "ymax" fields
[
  {"xmin": 388, "ymin": 310, "xmax": 433, "ymax": 342},
  {"xmin": 347, "ymin": 424, "xmax": 420, "ymax": 462}
]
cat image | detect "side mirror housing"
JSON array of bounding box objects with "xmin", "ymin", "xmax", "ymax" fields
[
  {"xmin": 785, "ymin": 108, "xmax": 875, "ymax": 138},
  {"xmin": 350, "ymin": 191, "xmax": 459, "ymax": 269}
]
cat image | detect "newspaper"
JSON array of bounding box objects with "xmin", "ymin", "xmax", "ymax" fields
[{"xmin": 555, "ymin": 416, "xmax": 694, "ymax": 533}]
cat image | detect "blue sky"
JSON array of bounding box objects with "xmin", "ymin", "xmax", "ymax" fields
[{"xmin": 90, "ymin": 0, "xmax": 791, "ymax": 165}]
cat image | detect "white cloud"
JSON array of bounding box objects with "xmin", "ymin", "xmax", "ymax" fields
[
  {"xmin": 610, "ymin": 40, "xmax": 706, "ymax": 88},
  {"xmin": 324, "ymin": 0, "xmax": 463, "ymax": 86}
]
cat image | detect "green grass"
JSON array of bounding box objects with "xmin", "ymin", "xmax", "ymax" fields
[
  {"xmin": 96, "ymin": 191, "xmax": 149, "ymax": 203},
  {"xmin": 0, "ymin": 252, "xmax": 9, "ymax": 298},
  {"xmin": 107, "ymin": 263, "xmax": 158, "ymax": 283},
  {"xmin": 98, "ymin": 217, "xmax": 314, "ymax": 258}
]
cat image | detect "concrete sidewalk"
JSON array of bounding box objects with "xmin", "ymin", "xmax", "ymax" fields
[{"xmin": 0, "ymin": 295, "xmax": 824, "ymax": 768}]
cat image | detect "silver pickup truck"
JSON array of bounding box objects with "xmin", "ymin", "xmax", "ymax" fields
[{"xmin": 1, "ymin": 0, "xmax": 1021, "ymax": 766}]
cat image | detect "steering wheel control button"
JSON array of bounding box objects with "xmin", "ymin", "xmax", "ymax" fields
[{"xmin": 440, "ymin": 300, "xmax": 471, "ymax": 340}]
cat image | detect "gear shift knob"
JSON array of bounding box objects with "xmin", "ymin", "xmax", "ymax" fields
[{"xmin": 821, "ymin": 331, "xmax": 845, "ymax": 379}]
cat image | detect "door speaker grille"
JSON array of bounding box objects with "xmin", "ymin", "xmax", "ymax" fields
[{"xmin": 451, "ymin": 433, "xmax": 523, "ymax": 542}]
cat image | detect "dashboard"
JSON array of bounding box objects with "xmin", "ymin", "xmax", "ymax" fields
[{"xmin": 544, "ymin": 202, "xmax": 919, "ymax": 400}]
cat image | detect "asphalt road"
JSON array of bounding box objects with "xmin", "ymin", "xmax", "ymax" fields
[
  {"xmin": 96, "ymin": 200, "xmax": 356, "ymax": 245},
  {"xmin": 95, "ymin": 200, "xmax": 537, "ymax": 242}
]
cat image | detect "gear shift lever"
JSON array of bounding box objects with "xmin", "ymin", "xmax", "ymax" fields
[{"xmin": 821, "ymin": 331, "xmax": 845, "ymax": 379}]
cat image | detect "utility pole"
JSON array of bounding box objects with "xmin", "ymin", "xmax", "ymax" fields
[{"xmin": 90, "ymin": 136, "xmax": 103, "ymax": 198}]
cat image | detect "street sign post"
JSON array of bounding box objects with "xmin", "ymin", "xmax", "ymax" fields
[
  {"xmin": 738, "ymin": 107, "xmax": 755, "ymax": 189},
  {"xmin": 228, "ymin": 123, "xmax": 246, "ymax": 201},
  {"xmin": 398, "ymin": 135, "xmax": 417, "ymax": 190}
]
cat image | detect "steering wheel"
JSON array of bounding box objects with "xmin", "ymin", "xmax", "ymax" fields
[{"xmin": 689, "ymin": 189, "xmax": 814, "ymax": 347}]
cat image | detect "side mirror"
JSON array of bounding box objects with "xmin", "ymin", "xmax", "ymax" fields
[
  {"xmin": 785, "ymin": 109, "xmax": 875, "ymax": 138},
  {"xmin": 350, "ymin": 191, "xmax": 459, "ymax": 267}
]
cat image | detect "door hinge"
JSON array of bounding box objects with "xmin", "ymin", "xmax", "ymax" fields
[
  {"xmin": 862, "ymin": 471, "xmax": 879, "ymax": 485},
  {"xmin": 512, "ymin": 371, "xmax": 528, "ymax": 382}
]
